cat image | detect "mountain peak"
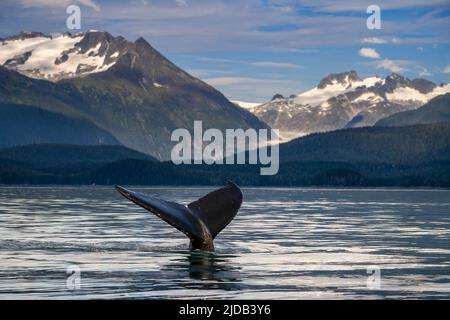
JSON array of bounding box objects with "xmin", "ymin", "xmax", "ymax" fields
[
  {"xmin": 410, "ymin": 78, "xmax": 437, "ymax": 94},
  {"xmin": 387, "ymin": 73, "xmax": 405, "ymax": 81},
  {"xmin": 133, "ymin": 37, "xmax": 157, "ymax": 55},
  {"xmin": 253, "ymin": 70, "xmax": 449, "ymax": 142},
  {"xmin": 318, "ymin": 70, "xmax": 361, "ymax": 89},
  {"xmin": 382, "ymin": 73, "xmax": 411, "ymax": 91},
  {"xmin": 1, "ymin": 31, "xmax": 49, "ymax": 42},
  {"xmin": 135, "ymin": 36, "xmax": 149, "ymax": 45},
  {"xmin": 0, "ymin": 30, "xmax": 134, "ymax": 81},
  {"xmin": 384, "ymin": 73, "xmax": 436, "ymax": 93},
  {"xmin": 271, "ymin": 94, "xmax": 285, "ymax": 101},
  {"xmin": 0, "ymin": 31, "xmax": 269, "ymax": 160},
  {"xmin": 0, "ymin": 30, "xmax": 189, "ymax": 87}
]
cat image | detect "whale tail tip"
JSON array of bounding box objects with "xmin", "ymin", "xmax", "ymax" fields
[{"xmin": 116, "ymin": 182, "xmax": 243, "ymax": 251}]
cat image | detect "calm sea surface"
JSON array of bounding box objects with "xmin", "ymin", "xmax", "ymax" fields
[{"xmin": 0, "ymin": 186, "xmax": 449, "ymax": 299}]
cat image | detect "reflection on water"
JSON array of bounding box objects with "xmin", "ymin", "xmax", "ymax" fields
[
  {"xmin": 185, "ymin": 252, "xmax": 237, "ymax": 282},
  {"xmin": 0, "ymin": 186, "xmax": 449, "ymax": 299},
  {"xmin": 163, "ymin": 252, "xmax": 241, "ymax": 292}
]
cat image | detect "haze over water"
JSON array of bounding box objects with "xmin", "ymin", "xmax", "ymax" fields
[{"xmin": 0, "ymin": 186, "xmax": 449, "ymax": 299}]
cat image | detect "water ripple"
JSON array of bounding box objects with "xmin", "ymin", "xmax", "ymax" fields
[{"xmin": 0, "ymin": 187, "xmax": 449, "ymax": 299}]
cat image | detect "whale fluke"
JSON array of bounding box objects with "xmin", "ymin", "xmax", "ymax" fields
[{"xmin": 115, "ymin": 182, "xmax": 243, "ymax": 251}]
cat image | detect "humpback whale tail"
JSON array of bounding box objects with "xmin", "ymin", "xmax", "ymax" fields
[{"xmin": 115, "ymin": 182, "xmax": 243, "ymax": 251}]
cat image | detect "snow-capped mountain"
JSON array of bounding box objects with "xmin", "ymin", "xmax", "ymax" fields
[
  {"xmin": 249, "ymin": 71, "xmax": 450, "ymax": 141},
  {"xmin": 231, "ymin": 100, "xmax": 262, "ymax": 112},
  {"xmin": 0, "ymin": 31, "xmax": 126, "ymax": 81},
  {"xmin": 0, "ymin": 31, "xmax": 268, "ymax": 160}
]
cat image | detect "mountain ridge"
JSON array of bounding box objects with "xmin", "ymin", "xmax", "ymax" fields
[
  {"xmin": 246, "ymin": 71, "xmax": 450, "ymax": 141},
  {"xmin": 0, "ymin": 103, "xmax": 120, "ymax": 148},
  {"xmin": 1, "ymin": 122, "xmax": 449, "ymax": 187},
  {"xmin": 376, "ymin": 93, "xmax": 450, "ymax": 127},
  {"xmin": 0, "ymin": 31, "xmax": 269, "ymax": 160}
]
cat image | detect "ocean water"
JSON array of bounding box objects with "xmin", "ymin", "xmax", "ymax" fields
[{"xmin": 0, "ymin": 186, "xmax": 449, "ymax": 300}]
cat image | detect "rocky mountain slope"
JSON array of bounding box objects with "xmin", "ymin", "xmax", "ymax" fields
[
  {"xmin": 2, "ymin": 123, "xmax": 449, "ymax": 187},
  {"xmin": 0, "ymin": 102, "xmax": 120, "ymax": 148},
  {"xmin": 376, "ymin": 93, "xmax": 450, "ymax": 127},
  {"xmin": 0, "ymin": 31, "xmax": 124, "ymax": 81},
  {"xmin": 0, "ymin": 31, "xmax": 268, "ymax": 159},
  {"xmin": 249, "ymin": 71, "xmax": 450, "ymax": 140}
]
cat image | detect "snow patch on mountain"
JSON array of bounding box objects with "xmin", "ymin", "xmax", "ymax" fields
[
  {"xmin": 232, "ymin": 100, "xmax": 262, "ymax": 111},
  {"xmin": 0, "ymin": 31, "xmax": 121, "ymax": 81},
  {"xmin": 293, "ymin": 76, "xmax": 384, "ymax": 108},
  {"xmin": 354, "ymin": 92, "xmax": 382, "ymax": 103},
  {"xmin": 153, "ymin": 82, "xmax": 166, "ymax": 88},
  {"xmin": 250, "ymin": 71, "xmax": 450, "ymax": 141},
  {"xmin": 387, "ymin": 84, "xmax": 450, "ymax": 105}
]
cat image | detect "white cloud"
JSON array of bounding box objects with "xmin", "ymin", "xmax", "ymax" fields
[
  {"xmin": 175, "ymin": 0, "xmax": 188, "ymax": 7},
  {"xmin": 204, "ymin": 77, "xmax": 280, "ymax": 86},
  {"xmin": 186, "ymin": 69, "xmax": 235, "ymax": 78},
  {"xmin": 197, "ymin": 57, "xmax": 242, "ymax": 64},
  {"xmin": 361, "ymin": 37, "xmax": 408, "ymax": 45},
  {"xmin": 444, "ymin": 65, "xmax": 450, "ymax": 73},
  {"xmin": 300, "ymin": 0, "xmax": 450, "ymax": 12},
  {"xmin": 366, "ymin": 58, "xmax": 432, "ymax": 77},
  {"xmin": 359, "ymin": 48, "xmax": 381, "ymax": 59},
  {"xmin": 250, "ymin": 61, "xmax": 302, "ymax": 69},
  {"xmin": 359, "ymin": 45, "xmax": 431, "ymax": 77},
  {"xmin": 418, "ymin": 67, "xmax": 431, "ymax": 77},
  {"xmin": 375, "ymin": 59, "xmax": 408, "ymax": 73},
  {"xmin": 195, "ymin": 58, "xmax": 302, "ymax": 69},
  {"xmin": 204, "ymin": 77, "xmax": 301, "ymax": 102},
  {"xmin": 5, "ymin": 0, "xmax": 449, "ymax": 54},
  {"xmin": 361, "ymin": 37, "xmax": 388, "ymax": 44},
  {"xmin": 18, "ymin": 0, "xmax": 100, "ymax": 11}
]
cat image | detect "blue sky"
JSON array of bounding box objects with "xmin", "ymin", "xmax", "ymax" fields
[{"xmin": 1, "ymin": 0, "xmax": 449, "ymax": 102}]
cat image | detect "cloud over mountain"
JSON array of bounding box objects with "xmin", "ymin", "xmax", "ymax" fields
[{"xmin": 359, "ymin": 48, "xmax": 381, "ymax": 59}]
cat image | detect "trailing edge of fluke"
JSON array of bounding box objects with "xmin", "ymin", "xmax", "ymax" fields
[{"xmin": 115, "ymin": 182, "xmax": 243, "ymax": 251}]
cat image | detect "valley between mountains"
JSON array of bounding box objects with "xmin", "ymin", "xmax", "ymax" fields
[{"xmin": 1, "ymin": 30, "xmax": 450, "ymax": 186}]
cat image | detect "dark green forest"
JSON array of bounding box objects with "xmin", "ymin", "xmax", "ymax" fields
[
  {"xmin": 376, "ymin": 93, "xmax": 450, "ymax": 127},
  {"xmin": 1, "ymin": 122, "xmax": 449, "ymax": 187}
]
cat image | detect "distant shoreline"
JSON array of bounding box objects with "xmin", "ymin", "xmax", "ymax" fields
[{"xmin": 1, "ymin": 184, "xmax": 449, "ymax": 191}]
